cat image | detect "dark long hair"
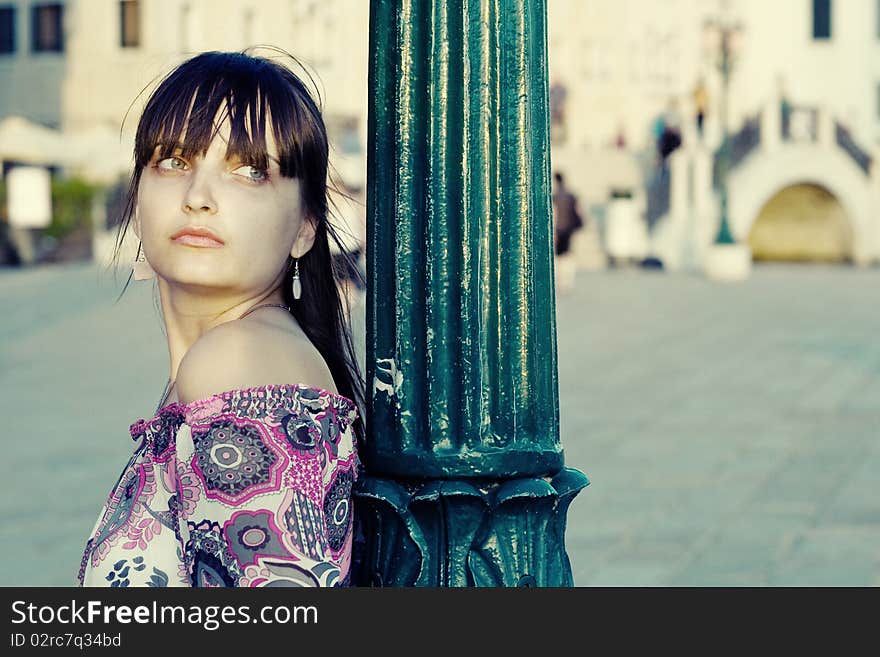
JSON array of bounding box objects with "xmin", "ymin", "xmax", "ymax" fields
[{"xmin": 110, "ymin": 48, "xmax": 365, "ymax": 446}]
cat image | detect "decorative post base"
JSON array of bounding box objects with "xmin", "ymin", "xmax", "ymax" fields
[
  {"xmin": 705, "ymin": 242, "xmax": 752, "ymax": 282},
  {"xmin": 352, "ymin": 468, "xmax": 589, "ymax": 587}
]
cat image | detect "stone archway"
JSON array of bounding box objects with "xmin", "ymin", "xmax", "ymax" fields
[{"xmin": 747, "ymin": 183, "xmax": 853, "ymax": 262}]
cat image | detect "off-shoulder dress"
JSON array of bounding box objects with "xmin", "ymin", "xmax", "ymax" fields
[{"xmin": 77, "ymin": 383, "xmax": 359, "ymax": 587}]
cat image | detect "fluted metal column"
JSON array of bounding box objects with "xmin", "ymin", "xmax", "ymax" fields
[{"xmin": 354, "ymin": 0, "xmax": 588, "ymax": 587}]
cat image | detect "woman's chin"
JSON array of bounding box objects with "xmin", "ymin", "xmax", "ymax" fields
[{"xmin": 155, "ymin": 265, "xmax": 233, "ymax": 290}]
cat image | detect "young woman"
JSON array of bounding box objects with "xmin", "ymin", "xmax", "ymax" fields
[{"xmin": 77, "ymin": 49, "xmax": 365, "ymax": 587}]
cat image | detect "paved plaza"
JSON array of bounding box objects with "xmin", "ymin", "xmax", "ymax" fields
[{"xmin": 1, "ymin": 261, "xmax": 878, "ymax": 586}]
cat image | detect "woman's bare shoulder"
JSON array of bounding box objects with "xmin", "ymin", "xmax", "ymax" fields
[{"xmin": 176, "ymin": 317, "xmax": 338, "ymax": 405}]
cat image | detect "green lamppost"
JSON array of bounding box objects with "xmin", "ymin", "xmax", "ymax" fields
[
  {"xmin": 703, "ymin": 1, "xmax": 751, "ymax": 281},
  {"xmin": 708, "ymin": 20, "xmax": 737, "ymax": 245},
  {"xmin": 352, "ymin": 0, "xmax": 588, "ymax": 587}
]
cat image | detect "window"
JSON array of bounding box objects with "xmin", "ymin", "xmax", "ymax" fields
[
  {"xmin": 812, "ymin": 0, "xmax": 831, "ymax": 40},
  {"xmin": 119, "ymin": 0, "xmax": 140, "ymax": 47},
  {"xmin": 0, "ymin": 6, "xmax": 15, "ymax": 54},
  {"xmin": 31, "ymin": 3, "xmax": 63, "ymax": 52}
]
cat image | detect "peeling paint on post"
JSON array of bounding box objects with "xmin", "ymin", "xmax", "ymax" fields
[{"xmin": 354, "ymin": 0, "xmax": 588, "ymax": 587}]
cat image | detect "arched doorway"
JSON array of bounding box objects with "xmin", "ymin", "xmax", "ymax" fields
[{"xmin": 747, "ymin": 184, "xmax": 852, "ymax": 262}]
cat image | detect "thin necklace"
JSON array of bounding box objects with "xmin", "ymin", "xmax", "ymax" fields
[
  {"xmin": 237, "ymin": 302, "xmax": 290, "ymax": 320},
  {"xmin": 154, "ymin": 302, "xmax": 291, "ymax": 413}
]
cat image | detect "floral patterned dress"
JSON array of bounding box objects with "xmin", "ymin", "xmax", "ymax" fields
[{"xmin": 77, "ymin": 384, "xmax": 360, "ymax": 587}]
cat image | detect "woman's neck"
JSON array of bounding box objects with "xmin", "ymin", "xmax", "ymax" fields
[{"xmin": 156, "ymin": 277, "xmax": 286, "ymax": 382}]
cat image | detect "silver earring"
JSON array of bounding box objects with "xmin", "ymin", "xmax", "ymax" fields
[
  {"xmin": 292, "ymin": 259, "xmax": 302, "ymax": 300},
  {"xmin": 132, "ymin": 241, "xmax": 155, "ymax": 280}
]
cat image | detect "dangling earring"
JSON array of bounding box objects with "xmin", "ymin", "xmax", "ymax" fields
[
  {"xmin": 292, "ymin": 259, "xmax": 302, "ymax": 300},
  {"xmin": 132, "ymin": 241, "xmax": 155, "ymax": 280}
]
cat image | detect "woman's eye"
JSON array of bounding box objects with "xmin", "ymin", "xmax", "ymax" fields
[
  {"xmin": 156, "ymin": 156, "xmax": 188, "ymax": 171},
  {"xmin": 232, "ymin": 164, "xmax": 268, "ymax": 182}
]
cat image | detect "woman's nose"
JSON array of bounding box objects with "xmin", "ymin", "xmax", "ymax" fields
[{"xmin": 182, "ymin": 170, "xmax": 218, "ymax": 215}]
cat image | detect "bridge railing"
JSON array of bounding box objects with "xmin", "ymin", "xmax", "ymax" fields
[
  {"xmin": 713, "ymin": 112, "xmax": 761, "ymax": 189},
  {"xmin": 730, "ymin": 114, "xmax": 762, "ymax": 168},
  {"xmin": 723, "ymin": 100, "xmax": 874, "ymax": 179},
  {"xmin": 834, "ymin": 121, "xmax": 873, "ymax": 175}
]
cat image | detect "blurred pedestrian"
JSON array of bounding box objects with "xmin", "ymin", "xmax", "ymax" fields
[
  {"xmin": 658, "ymin": 98, "xmax": 683, "ymax": 163},
  {"xmin": 693, "ymin": 78, "xmax": 709, "ymax": 139},
  {"xmin": 651, "ymin": 112, "xmax": 666, "ymax": 154},
  {"xmin": 614, "ymin": 122, "xmax": 627, "ymax": 150},
  {"xmin": 552, "ymin": 171, "xmax": 584, "ymax": 295}
]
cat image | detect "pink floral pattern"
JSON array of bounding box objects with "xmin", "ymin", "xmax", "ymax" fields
[{"xmin": 77, "ymin": 384, "xmax": 359, "ymax": 588}]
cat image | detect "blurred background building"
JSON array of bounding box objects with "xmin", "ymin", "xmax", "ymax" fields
[
  {"xmin": 548, "ymin": 0, "xmax": 880, "ymax": 270},
  {"xmin": 0, "ymin": 0, "xmax": 369, "ymax": 265},
  {"xmin": 0, "ymin": 0, "xmax": 878, "ymax": 270}
]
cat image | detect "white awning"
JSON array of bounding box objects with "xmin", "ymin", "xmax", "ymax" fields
[{"xmin": 0, "ymin": 115, "xmax": 133, "ymax": 182}]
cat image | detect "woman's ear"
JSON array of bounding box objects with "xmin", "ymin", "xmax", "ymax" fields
[{"xmin": 290, "ymin": 217, "xmax": 317, "ymax": 259}]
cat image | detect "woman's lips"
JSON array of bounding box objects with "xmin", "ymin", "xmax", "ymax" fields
[{"xmin": 172, "ymin": 234, "xmax": 225, "ymax": 248}]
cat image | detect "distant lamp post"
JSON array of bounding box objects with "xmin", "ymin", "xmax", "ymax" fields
[{"xmin": 702, "ymin": 2, "xmax": 752, "ymax": 281}]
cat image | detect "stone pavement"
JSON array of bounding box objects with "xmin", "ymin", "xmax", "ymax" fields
[
  {"xmin": 558, "ymin": 263, "xmax": 880, "ymax": 585},
  {"xmin": 1, "ymin": 261, "xmax": 878, "ymax": 585}
]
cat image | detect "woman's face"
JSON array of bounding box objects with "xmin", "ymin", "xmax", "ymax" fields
[{"xmin": 134, "ymin": 112, "xmax": 314, "ymax": 295}]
